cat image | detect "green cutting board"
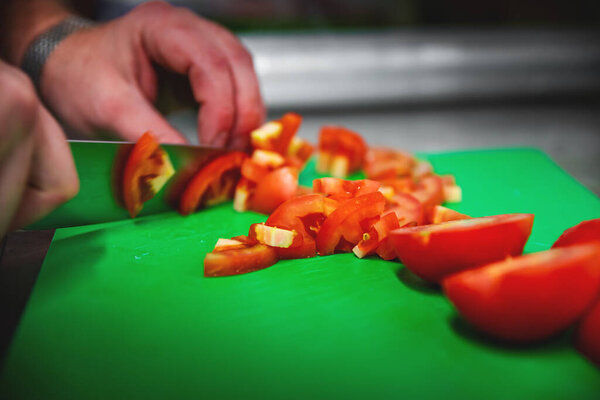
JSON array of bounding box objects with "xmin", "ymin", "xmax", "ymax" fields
[{"xmin": 1, "ymin": 148, "xmax": 599, "ymax": 399}]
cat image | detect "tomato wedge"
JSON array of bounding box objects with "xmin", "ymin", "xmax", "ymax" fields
[
  {"xmin": 364, "ymin": 147, "xmax": 415, "ymax": 180},
  {"xmin": 385, "ymin": 192, "xmax": 424, "ymax": 226},
  {"xmin": 316, "ymin": 192, "xmax": 386, "ymax": 255},
  {"xmin": 122, "ymin": 132, "xmax": 175, "ymax": 218},
  {"xmin": 429, "ymin": 205, "xmax": 471, "ymax": 224},
  {"xmin": 576, "ymin": 298, "xmax": 600, "ymax": 367},
  {"xmin": 179, "ymin": 151, "xmax": 247, "ymax": 215},
  {"xmin": 353, "ymin": 213, "xmax": 401, "ymax": 258},
  {"xmin": 443, "ymin": 243, "xmax": 600, "ymax": 342},
  {"xmin": 552, "ymin": 218, "xmax": 600, "ymax": 248},
  {"xmin": 317, "ymin": 125, "xmax": 367, "ymax": 178},
  {"xmin": 204, "ymin": 236, "xmax": 278, "ymax": 277},
  {"xmin": 389, "ymin": 214, "xmax": 534, "ymax": 283},
  {"xmin": 250, "ymin": 167, "xmax": 299, "ymax": 215}
]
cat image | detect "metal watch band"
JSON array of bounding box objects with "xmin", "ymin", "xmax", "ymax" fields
[{"xmin": 20, "ymin": 16, "xmax": 95, "ymax": 91}]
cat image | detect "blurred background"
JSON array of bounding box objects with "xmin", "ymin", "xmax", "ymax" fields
[{"xmin": 82, "ymin": 0, "xmax": 600, "ymax": 193}]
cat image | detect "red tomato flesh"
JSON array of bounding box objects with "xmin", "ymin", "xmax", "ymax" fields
[
  {"xmin": 576, "ymin": 298, "xmax": 600, "ymax": 367},
  {"xmin": 204, "ymin": 236, "xmax": 278, "ymax": 277},
  {"xmin": 429, "ymin": 205, "xmax": 471, "ymax": 224},
  {"xmin": 552, "ymin": 218, "xmax": 600, "ymax": 248},
  {"xmin": 443, "ymin": 243, "xmax": 600, "ymax": 342},
  {"xmin": 389, "ymin": 214, "xmax": 534, "ymax": 283},
  {"xmin": 250, "ymin": 166, "xmax": 298, "ymax": 215}
]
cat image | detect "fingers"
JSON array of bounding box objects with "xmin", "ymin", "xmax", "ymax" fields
[
  {"xmin": 9, "ymin": 106, "xmax": 79, "ymax": 230},
  {"xmin": 136, "ymin": 3, "xmax": 264, "ymax": 149},
  {"xmin": 96, "ymin": 84, "xmax": 188, "ymax": 144}
]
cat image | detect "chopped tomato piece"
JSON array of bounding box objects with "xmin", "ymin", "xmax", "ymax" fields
[
  {"xmin": 249, "ymin": 223, "xmax": 297, "ymax": 248},
  {"xmin": 389, "ymin": 214, "xmax": 534, "ymax": 283},
  {"xmin": 313, "ymin": 178, "xmax": 380, "ymax": 200},
  {"xmin": 252, "ymin": 149, "xmax": 285, "ymax": 169},
  {"xmin": 411, "ymin": 159, "xmax": 433, "ymax": 179},
  {"xmin": 576, "ymin": 298, "xmax": 600, "ymax": 367},
  {"xmin": 385, "ymin": 192, "xmax": 424, "ymax": 226},
  {"xmin": 429, "ymin": 205, "xmax": 471, "ymax": 224},
  {"xmin": 552, "ymin": 218, "xmax": 600, "ymax": 248},
  {"xmin": 277, "ymin": 240, "xmax": 317, "ymax": 260},
  {"xmin": 353, "ymin": 213, "xmax": 401, "ymax": 258},
  {"xmin": 375, "ymin": 238, "xmax": 397, "ymax": 260},
  {"xmin": 316, "ymin": 192, "xmax": 386, "ymax": 255},
  {"xmin": 204, "ymin": 235, "xmax": 278, "ymax": 277},
  {"xmin": 250, "ymin": 112, "xmax": 302, "ymax": 155},
  {"xmin": 122, "ymin": 132, "xmax": 175, "ymax": 218},
  {"xmin": 379, "ymin": 177, "xmax": 416, "ymax": 195},
  {"xmin": 364, "ymin": 147, "xmax": 415, "ymax": 180},
  {"xmin": 286, "ymin": 136, "xmax": 314, "ymax": 168},
  {"xmin": 179, "ymin": 151, "xmax": 247, "ymax": 215},
  {"xmin": 317, "ymin": 125, "xmax": 367, "ymax": 178},
  {"xmin": 443, "ymin": 243, "xmax": 600, "ymax": 342},
  {"xmin": 410, "ymin": 175, "xmax": 444, "ymax": 216},
  {"xmin": 240, "ymin": 158, "xmax": 269, "ymax": 182},
  {"xmin": 250, "ymin": 167, "xmax": 299, "ymax": 215}
]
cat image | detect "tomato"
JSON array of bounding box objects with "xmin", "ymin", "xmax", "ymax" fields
[
  {"xmin": 317, "ymin": 125, "xmax": 367, "ymax": 178},
  {"xmin": 375, "ymin": 238, "xmax": 397, "ymax": 261},
  {"xmin": 364, "ymin": 147, "xmax": 415, "ymax": 180},
  {"xmin": 266, "ymin": 194, "xmax": 338, "ymax": 258},
  {"xmin": 313, "ymin": 178, "xmax": 380, "ymax": 200},
  {"xmin": 389, "ymin": 214, "xmax": 534, "ymax": 283},
  {"xmin": 385, "ymin": 192, "xmax": 424, "ymax": 226},
  {"xmin": 249, "ymin": 223, "xmax": 297, "ymax": 248},
  {"xmin": 316, "ymin": 192, "xmax": 386, "ymax": 255},
  {"xmin": 429, "ymin": 205, "xmax": 470, "ymax": 224},
  {"xmin": 204, "ymin": 236, "xmax": 278, "ymax": 277},
  {"xmin": 179, "ymin": 151, "xmax": 247, "ymax": 215},
  {"xmin": 575, "ymin": 298, "xmax": 600, "ymax": 367},
  {"xmin": 286, "ymin": 136, "xmax": 314, "ymax": 168},
  {"xmin": 250, "ymin": 112, "xmax": 302, "ymax": 155},
  {"xmin": 410, "ymin": 175, "xmax": 444, "ymax": 216},
  {"xmin": 250, "ymin": 167, "xmax": 298, "ymax": 215},
  {"xmin": 443, "ymin": 243, "xmax": 600, "ymax": 342},
  {"xmin": 379, "ymin": 177, "xmax": 416, "ymax": 195},
  {"xmin": 440, "ymin": 174, "xmax": 462, "ymax": 203},
  {"xmin": 122, "ymin": 132, "xmax": 175, "ymax": 218},
  {"xmin": 240, "ymin": 158, "xmax": 269, "ymax": 182},
  {"xmin": 353, "ymin": 213, "xmax": 401, "ymax": 258},
  {"xmin": 251, "ymin": 149, "xmax": 285, "ymax": 169},
  {"xmin": 552, "ymin": 218, "xmax": 600, "ymax": 248}
]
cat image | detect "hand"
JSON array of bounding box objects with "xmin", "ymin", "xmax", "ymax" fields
[
  {"xmin": 0, "ymin": 61, "xmax": 78, "ymax": 237},
  {"xmin": 40, "ymin": 1, "xmax": 265, "ymax": 148}
]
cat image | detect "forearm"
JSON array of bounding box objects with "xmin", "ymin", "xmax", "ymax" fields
[{"xmin": 0, "ymin": 0, "xmax": 73, "ymax": 65}]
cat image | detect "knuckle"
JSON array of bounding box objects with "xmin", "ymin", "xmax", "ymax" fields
[
  {"xmin": 232, "ymin": 46, "xmax": 254, "ymax": 68},
  {"xmin": 0, "ymin": 72, "xmax": 39, "ymax": 130},
  {"xmin": 133, "ymin": 0, "xmax": 174, "ymax": 18}
]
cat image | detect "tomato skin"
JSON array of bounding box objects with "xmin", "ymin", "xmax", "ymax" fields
[
  {"xmin": 250, "ymin": 167, "xmax": 298, "ymax": 215},
  {"xmin": 122, "ymin": 132, "xmax": 174, "ymax": 218},
  {"xmin": 317, "ymin": 125, "xmax": 367, "ymax": 177},
  {"xmin": 389, "ymin": 214, "xmax": 534, "ymax": 283},
  {"xmin": 443, "ymin": 243, "xmax": 600, "ymax": 342},
  {"xmin": 316, "ymin": 192, "xmax": 386, "ymax": 256},
  {"xmin": 552, "ymin": 219, "xmax": 600, "ymax": 248},
  {"xmin": 179, "ymin": 151, "xmax": 247, "ymax": 215},
  {"xmin": 575, "ymin": 299, "xmax": 600, "ymax": 367},
  {"xmin": 204, "ymin": 236, "xmax": 278, "ymax": 277}
]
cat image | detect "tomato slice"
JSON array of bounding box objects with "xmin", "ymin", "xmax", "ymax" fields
[
  {"xmin": 552, "ymin": 218, "xmax": 600, "ymax": 248},
  {"xmin": 204, "ymin": 235, "xmax": 278, "ymax": 277},
  {"xmin": 316, "ymin": 192, "xmax": 386, "ymax": 255},
  {"xmin": 317, "ymin": 125, "xmax": 367, "ymax": 177},
  {"xmin": 353, "ymin": 213, "xmax": 401, "ymax": 258},
  {"xmin": 179, "ymin": 151, "xmax": 247, "ymax": 215},
  {"xmin": 122, "ymin": 132, "xmax": 175, "ymax": 218},
  {"xmin": 429, "ymin": 205, "xmax": 471, "ymax": 224},
  {"xmin": 443, "ymin": 243, "xmax": 600, "ymax": 342},
  {"xmin": 410, "ymin": 175, "xmax": 444, "ymax": 216},
  {"xmin": 576, "ymin": 298, "xmax": 600, "ymax": 367},
  {"xmin": 248, "ymin": 223, "xmax": 297, "ymax": 248},
  {"xmin": 385, "ymin": 192, "xmax": 424, "ymax": 226},
  {"xmin": 389, "ymin": 214, "xmax": 534, "ymax": 283},
  {"xmin": 364, "ymin": 147, "xmax": 415, "ymax": 180},
  {"xmin": 250, "ymin": 167, "xmax": 298, "ymax": 215}
]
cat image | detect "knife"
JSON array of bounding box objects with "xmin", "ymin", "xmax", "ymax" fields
[{"xmin": 27, "ymin": 140, "xmax": 227, "ymax": 229}]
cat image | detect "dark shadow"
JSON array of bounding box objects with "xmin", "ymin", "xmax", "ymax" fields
[
  {"xmin": 449, "ymin": 313, "xmax": 572, "ymax": 353},
  {"xmin": 395, "ymin": 266, "xmax": 442, "ymax": 296}
]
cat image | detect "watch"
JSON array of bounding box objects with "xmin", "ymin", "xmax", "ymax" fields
[{"xmin": 20, "ymin": 15, "xmax": 95, "ymax": 91}]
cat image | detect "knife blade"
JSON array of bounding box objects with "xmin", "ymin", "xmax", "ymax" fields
[{"xmin": 27, "ymin": 140, "xmax": 227, "ymax": 229}]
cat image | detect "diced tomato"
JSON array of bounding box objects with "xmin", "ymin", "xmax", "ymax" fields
[
  {"xmin": 122, "ymin": 132, "xmax": 175, "ymax": 218},
  {"xmin": 295, "ymin": 185, "xmax": 313, "ymax": 196},
  {"xmin": 250, "ymin": 167, "xmax": 298, "ymax": 215},
  {"xmin": 316, "ymin": 192, "xmax": 386, "ymax": 255},
  {"xmin": 375, "ymin": 238, "xmax": 397, "ymax": 260},
  {"xmin": 286, "ymin": 136, "xmax": 314, "ymax": 168},
  {"xmin": 249, "ymin": 223, "xmax": 297, "ymax": 248},
  {"xmin": 364, "ymin": 147, "xmax": 415, "ymax": 180},
  {"xmin": 552, "ymin": 218, "xmax": 600, "ymax": 248},
  {"xmin": 410, "ymin": 175, "xmax": 444, "ymax": 216},
  {"xmin": 379, "ymin": 177, "xmax": 416, "ymax": 195},
  {"xmin": 443, "ymin": 243, "xmax": 600, "ymax": 342},
  {"xmin": 317, "ymin": 125, "xmax": 367, "ymax": 178},
  {"xmin": 251, "ymin": 149, "xmax": 285, "ymax": 169},
  {"xmin": 250, "ymin": 112, "xmax": 302, "ymax": 155},
  {"xmin": 576, "ymin": 298, "xmax": 600, "ymax": 367},
  {"xmin": 240, "ymin": 158, "xmax": 269, "ymax": 182},
  {"xmin": 411, "ymin": 160, "xmax": 433, "ymax": 180},
  {"xmin": 204, "ymin": 235, "xmax": 278, "ymax": 277},
  {"xmin": 276, "ymin": 240, "xmax": 316, "ymax": 259},
  {"xmin": 385, "ymin": 192, "xmax": 424, "ymax": 226},
  {"xmin": 353, "ymin": 213, "xmax": 401, "ymax": 258},
  {"xmin": 389, "ymin": 214, "xmax": 534, "ymax": 283},
  {"xmin": 429, "ymin": 205, "xmax": 471, "ymax": 224},
  {"xmin": 179, "ymin": 151, "xmax": 247, "ymax": 215},
  {"xmin": 313, "ymin": 178, "xmax": 381, "ymax": 200}
]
